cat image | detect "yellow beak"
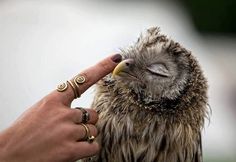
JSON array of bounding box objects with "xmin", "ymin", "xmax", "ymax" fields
[{"xmin": 112, "ymin": 59, "xmax": 134, "ymax": 77}]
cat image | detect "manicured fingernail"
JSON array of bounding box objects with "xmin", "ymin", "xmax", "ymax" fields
[{"xmin": 111, "ymin": 54, "xmax": 122, "ymax": 63}]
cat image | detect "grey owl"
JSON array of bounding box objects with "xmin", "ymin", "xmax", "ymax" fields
[{"xmin": 85, "ymin": 27, "xmax": 209, "ymax": 162}]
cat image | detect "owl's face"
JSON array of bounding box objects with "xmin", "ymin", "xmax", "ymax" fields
[{"xmin": 111, "ymin": 43, "xmax": 190, "ymax": 104}]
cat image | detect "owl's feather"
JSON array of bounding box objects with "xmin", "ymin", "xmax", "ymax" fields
[{"xmin": 83, "ymin": 27, "xmax": 208, "ymax": 162}]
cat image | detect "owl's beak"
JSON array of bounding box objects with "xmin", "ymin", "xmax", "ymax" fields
[{"xmin": 112, "ymin": 59, "xmax": 134, "ymax": 77}]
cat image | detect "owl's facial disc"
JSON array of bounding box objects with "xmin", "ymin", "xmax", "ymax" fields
[{"xmin": 110, "ymin": 54, "xmax": 181, "ymax": 103}]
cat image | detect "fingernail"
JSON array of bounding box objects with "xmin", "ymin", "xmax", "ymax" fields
[{"xmin": 111, "ymin": 54, "xmax": 122, "ymax": 63}]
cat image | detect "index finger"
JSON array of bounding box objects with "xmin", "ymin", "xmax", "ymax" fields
[{"xmin": 49, "ymin": 54, "xmax": 122, "ymax": 106}]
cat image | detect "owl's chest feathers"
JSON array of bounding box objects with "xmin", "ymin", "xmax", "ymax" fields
[{"xmin": 94, "ymin": 91, "xmax": 200, "ymax": 162}]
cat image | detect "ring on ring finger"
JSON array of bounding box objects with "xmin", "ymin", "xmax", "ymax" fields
[{"xmin": 80, "ymin": 124, "xmax": 95, "ymax": 143}]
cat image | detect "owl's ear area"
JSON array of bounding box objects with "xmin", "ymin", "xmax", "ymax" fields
[{"xmin": 147, "ymin": 63, "xmax": 170, "ymax": 77}]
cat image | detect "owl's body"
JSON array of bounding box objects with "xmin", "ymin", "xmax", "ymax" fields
[{"xmin": 85, "ymin": 27, "xmax": 208, "ymax": 162}]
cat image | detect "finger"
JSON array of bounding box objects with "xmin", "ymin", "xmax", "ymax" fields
[
  {"xmin": 75, "ymin": 54, "xmax": 122, "ymax": 95},
  {"xmin": 48, "ymin": 54, "xmax": 122, "ymax": 106},
  {"xmin": 72, "ymin": 141, "xmax": 100, "ymax": 160},
  {"xmin": 72, "ymin": 124, "xmax": 98, "ymax": 141},
  {"xmin": 71, "ymin": 108, "xmax": 98, "ymax": 125}
]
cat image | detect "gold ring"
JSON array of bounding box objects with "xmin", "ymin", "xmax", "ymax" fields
[
  {"xmin": 75, "ymin": 107, "xmax": 90, "ymax": 123},
  {"xmin": 57, "ymin": 82, "xmax": 68, "ymax": 92},
  {"xmin": 81, "ymin": 124, "xmax": 88, "ymax": 140},
  {"xmin": 80, "ymin": 124, "xmax": 95, "ymax": 143},
  {"xmin": 73, "ymin": 80, "xmax": 81, "ymax": 98},
  {"xmin": 56, "ymin": 75, "xmax": 86, "ymax": 98},
  {"xmin": 74, "ymin": 75, "xmax": 86, "ymax": 84},
  {"xmin": 73, "ymin": 75, "xmax": 86, "ymax": 98},
  {"xmin": 87, "ymin": 135, "xmax": 95, "ymax": 143},
  {"xmin": 67, "ymin": 80, "xmax": 78, "ymax": 99}
]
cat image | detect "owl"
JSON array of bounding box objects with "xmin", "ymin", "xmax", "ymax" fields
[{"xmin": 85, "ymin": 27, "xmax": 209, "ymax": 162}]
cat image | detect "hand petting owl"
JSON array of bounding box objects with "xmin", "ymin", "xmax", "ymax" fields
[{"xmin": 83, "ymin": 27, "xmax": 209, "ymax": 162}]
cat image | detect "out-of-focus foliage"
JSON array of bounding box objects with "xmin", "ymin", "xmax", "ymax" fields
[{"xmin": 181, "ymin": 0, "xmax": 236, "ymax": 34}]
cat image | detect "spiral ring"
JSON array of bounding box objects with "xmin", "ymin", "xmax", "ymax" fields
[{"xmin": 56, "ymin": 75, "xmax": 86, "ymax": 99}]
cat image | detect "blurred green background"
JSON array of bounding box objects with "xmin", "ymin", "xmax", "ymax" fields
[{"xmin": 181, "ymin": 0, "xmax": 236, "ymax": 34}]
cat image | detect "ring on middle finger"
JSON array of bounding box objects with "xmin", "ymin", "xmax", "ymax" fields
[{"xmin": 76, "ymin": 107, "xmax": 90, "ymax": 124}]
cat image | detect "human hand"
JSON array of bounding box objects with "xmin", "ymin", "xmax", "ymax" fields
[{"xmin": 0, "ymin": 54, "xmax": 122, "ymax": 162}]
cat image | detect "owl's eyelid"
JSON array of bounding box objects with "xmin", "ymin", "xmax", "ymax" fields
[
  {"xmin": 147, "ymin": 69, "xmax": 170, "ymax": 77},
  {"xmin": 147, "ymin": 63, "xmax": 170, "ymax": 77},
  {"xmin": 149, "ymin": 62, "xmax": 168, "ymax": 70}
]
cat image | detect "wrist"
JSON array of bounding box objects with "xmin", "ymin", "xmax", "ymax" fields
[
  {"xmin": 0, "ymin": 130, "xmax": 9, "ymax": 162},
  {"xmin": 0, "ymin": 128, "xmax": 17, "ymax": 162}
]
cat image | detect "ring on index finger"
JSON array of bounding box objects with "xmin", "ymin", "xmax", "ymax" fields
[
  {"xmin": 73, "ymin": 75, "xmax": 86, "ymax": 98},
  {"xmin": 56, "ymin": 74, "xmax": 86, "ymax": 99},
  {"xmin": 76, "ymin": 107, "xmax": 90, "ymax": 124}
]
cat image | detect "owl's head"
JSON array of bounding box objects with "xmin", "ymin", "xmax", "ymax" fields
[{"xmin": 104, "ymin": 27, "xmax": 207, "ymax": 114}]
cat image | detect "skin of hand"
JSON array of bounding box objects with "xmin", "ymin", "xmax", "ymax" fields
[{"xmin": 0, "ymin": 54, "xmax": 122, "ymax": 162}]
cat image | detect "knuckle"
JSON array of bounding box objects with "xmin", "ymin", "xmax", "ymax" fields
[
  {"xmin": 52, "ymin": 108, "xmax": 74, "ymax": 123},
  {"xmin": 64, "ymin": 109, "xmax": 75, "ymax": 119},
  {"xmin": 73, "ymin": 109, "xmax": 83, "ymax": 123},
  {"xmin": 63, "ymin": 124, "xmax": 75, "ymax": 136},
  {"xmin": 89, "ymin": 109, "xmax": 98, "ymax": 116},
  {"xmin": 65, "ymin": 144, "xmax": 78, "ymax": 160},
  {"xmin": 88, "ymin": 109, "xmax": 99, "ymax": 123},
  {"xmin": 89, "ymin": 124, "xmax": 98, "ymax": 136}
]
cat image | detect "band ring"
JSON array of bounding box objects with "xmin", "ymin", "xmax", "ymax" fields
[
  {"xmin": 75, "ymin": 107, "xmax": 90, "ymax": 124},
  {"xmin": 80, "ymin": 124, "xmax": 95, "ymax": 143}
]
